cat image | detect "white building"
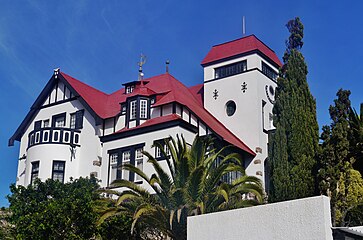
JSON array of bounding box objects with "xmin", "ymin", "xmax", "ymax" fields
[{"xmin": 9, "ymin": 35, "xmax": 282, "ymax": 190}]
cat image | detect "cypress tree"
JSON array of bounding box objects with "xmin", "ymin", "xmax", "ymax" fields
[
  {"xmin": 269, "ymin": 17, "xmax": 319, "ymax": 202},
  {"xmin": 318, "ymin": 89, "xmax": 361, "ymax": 226}
]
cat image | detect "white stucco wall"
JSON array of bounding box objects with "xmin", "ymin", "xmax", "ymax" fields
[
  {"xmin": 101, "ymin": 125, "xmax": 197, "ymax": 189},
  {"xmin": 16, "ymin": 85, "xmax": 102, "ymax": 186},
  {"xmin": 203, "ymin": 54, "xmax": 277, "ymax": 186},
  {"xmin": 187, "ymin": 196, "xmax": 333, "ymax": 240}
]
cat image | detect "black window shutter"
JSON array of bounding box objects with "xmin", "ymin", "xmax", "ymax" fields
[
  {"xmin": 34, "ymin": 120, "xmax": 42, "ymax": 130},
  {"xmin": 75, "ymin": 110, "xmax": 84, "ymax": 129}
]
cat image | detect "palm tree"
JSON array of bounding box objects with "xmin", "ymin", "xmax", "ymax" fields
[
  {"xmin": 349, "ymin": 103, "xmax": 363, "ymax": 174},
  {"xmin": 100, "ymin": 135, "xmax": 264, "ymax": 240}
]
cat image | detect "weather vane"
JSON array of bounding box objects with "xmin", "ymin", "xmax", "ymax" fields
[{"xmin": 138, "ymin": 54, "xmax": 147, "ymax": 80}]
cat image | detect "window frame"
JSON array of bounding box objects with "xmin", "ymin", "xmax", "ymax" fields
[
  {"xmin": 154, "ymin": 138, "xmax": 171, "ymax": 161},
  {"xmin": 140, "ymin": 99, "xmax": 148, "ymax": 119},
  {"xmin": 261, "ymin": 61, "xmax": 278, "ymax": 81},
  {"xmin": 130, "ymin": 100, "xmax": 137, "ymax": 120},
  {"xmin": 52, "ymin": 161, "xmax": 65, "ymax": 183},
  {"xmin": 52, "ymin": 112, "xmax": 66, "ymax": 128},
  {"xmin": 107, "ymin": 143, "xmax": 145, "ymax": 186},
  {"xmin": 31, "ymin": 161, "xmax": 40, "ymax": 184},
  {"xmin": 70, "ymin": 113, "xmax": 76, "ymax": 129},
  {"xmin": 214, "ymin": 60, "xmax": 247, "ymax": 79}
]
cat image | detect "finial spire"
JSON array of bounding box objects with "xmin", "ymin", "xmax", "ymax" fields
[
  {"xmin": 242, "ymin": 16, "xmax": 246, "ymax": 36},
  {"xmin": 54, "ymin": 68, "xmax": 60, "ymax": 79},
  {"xmin": 138, "ymin": 54, "xmax": 147, "ymax": 80},
  {"xmin": 166, "ymin": 60, "xmax": 170, "ymax": 73}
]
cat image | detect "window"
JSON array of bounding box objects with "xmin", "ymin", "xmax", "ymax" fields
[
  {"xmin": 135, "ymin": 148, "xmax": 143, "ymax": 181},
  {"xmin": 262, "ymin": 62, "xmax": 278, "ymax": 80},
  {"xmin": 108, "ymin": 143, "xmax": 145, "ymax": 185},
  {"xmin": 154, "ymin": 139, "xmax": 171, "ymax": 160},
  {"xmin": 31, "ymin": 161, "xmax": 39, "ymax": 184},
  {"xmin": 110, "ymin": 153, "xmax": 118, "ymax": 165},
  {"xmin": 140, "ymin": 100, "xmax": 147, "ymax": 118},
  {"xmin": 70, "ymin": 113, "xmax": 76, "ymax": 129},
  {"xmin": 215, "ymin": 60, "xmax": 247, "ymax": 79},
  {"xmin": 130, "ymin": 100, "xmax": 137, "ymax": 119},
  {"xmin": 52, "ymin": 161, "xmax": 65, "ymax": 183},
  {"xmin": 70, "ymin": 110, "xmax": 84, "ymax": 129},
  {"xmin": 126, "ymin": 85, "xmax": 134, "ymax": 94},
  {"xmin": 225, "ymin": 101, "xmax": 236, "ymax": 116},
  {"xmin": 122, "ymin": 151, "xmax": 131, "ymax": 181},
  {"xmin": 43, "ymin": 119, "xmax": 49, "ymax": 128},
  {"xmin": 52, "ymin": 113, "xmax": 66, "ymax": 128},
  {"xmin": 75, "ymin": 110, "xmax": 84, "ymax": 129},
  {"xmin": 156, "ymin": 145, "xmax": 162, "ymax": 158},
  {"xmin": 34, "ymin": 120, "xmax": 42, "ymax": 130}
]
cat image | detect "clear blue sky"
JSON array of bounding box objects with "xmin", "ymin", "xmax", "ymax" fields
[{"xmin": 1, "ymin": 0, "xmax": 362, "ymax": 206}]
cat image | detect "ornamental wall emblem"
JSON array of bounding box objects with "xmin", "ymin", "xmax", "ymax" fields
[
  {"xmin": 241, "ymin": 82, "xmax": 247, "ymax": 93},
  {"xmin": 265, "ymin": 85, "xmax": 275, "ymax": 104},
  {"xmin": 213, "ymin": 89, "xmax": 219, "ymax": 100}
]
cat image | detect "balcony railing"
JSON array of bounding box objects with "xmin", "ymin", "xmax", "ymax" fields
[{"xmin": 28, "ymin": 127, "xmax": 81, "ymax": 149}]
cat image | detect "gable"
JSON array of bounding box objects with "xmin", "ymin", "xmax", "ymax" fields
[{"xmin": 9, "ymin": 72, "xmax": 102, "ymax": 146}]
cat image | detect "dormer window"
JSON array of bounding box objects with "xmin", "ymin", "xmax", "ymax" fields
[
  {"xmin": 126, "ymin": 85, "xmax": 135, "ymax": 94},
  {"xmin": 130, "ymin": 100, "xmax": 137, "ymax": 119},
  {"xmin": 140, "ymin": 100, "xmax": 148, "ymax": 118},
  {"xmin": 215, "ymin": 60, "xmax": 247, "ymax": 79}
]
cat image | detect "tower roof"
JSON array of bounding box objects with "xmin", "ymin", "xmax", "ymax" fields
[{"xmin": 201, "ymin": 35, "xmax": 282, "ymax": 68}]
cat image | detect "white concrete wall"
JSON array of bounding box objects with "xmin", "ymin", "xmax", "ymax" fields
[{"xmin": 188, "ymin": 196, "xmax": 333, "ymax": 240}]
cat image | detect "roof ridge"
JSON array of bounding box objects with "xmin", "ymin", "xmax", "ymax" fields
[
  {"xmin": 60, "ymin": 72, "xmax": 109, "ymax": 96},
  {"xmin": 212, "ymin": 34, "xmax": 276, "ymax": 53}
]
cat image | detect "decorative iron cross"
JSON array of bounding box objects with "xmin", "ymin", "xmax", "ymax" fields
[
  {"xmin": 241, "ymin": 82, "xmax": 247, "ymax": 93},
  {"xmin": 213, "ymin": 89, "xmax": 219, "ymax": 100}
]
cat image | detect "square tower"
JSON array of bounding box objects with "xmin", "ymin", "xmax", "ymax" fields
[{"xmin": 201, "ymin": 35, "xmax": 282, "ymax": 188}]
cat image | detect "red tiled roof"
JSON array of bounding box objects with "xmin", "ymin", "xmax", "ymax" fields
[
  {"xmin": 115, "ymin": 114, "xmax": 182, "ymax": 134},
  {"xmin": 61, "ymin": 72, "xmax": 125, "ymax": 119},
  {"xmin": 60, "ymin": 72, "xmax": 255, "ymax": 156},
  {"xmin": 201, "ymin": 35, "xmax": 282, "ymax": 67}
]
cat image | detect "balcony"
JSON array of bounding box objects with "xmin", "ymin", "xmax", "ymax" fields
[{"xmin": 28, "ymin": 127, "xmax": 81, "ymax": 149}]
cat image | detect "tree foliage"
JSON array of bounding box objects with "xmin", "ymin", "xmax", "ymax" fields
[
  {"xmin": 7, "ymin": 177, "xmax": 100, "ymax": 240},
  {"xmin": 318, "ymin": 89, "xmax": 363, "ymax": 226},
  {"xmin": 0, "ymin": 208, "xmax": 14, "ymax": 240},
  {"xmin": 269, "ymin": 17, "xmax": 319, "ymax": 202},
  {"xmin": 101, "ymin": 135, "xmax": 264, "ymax": 240}
]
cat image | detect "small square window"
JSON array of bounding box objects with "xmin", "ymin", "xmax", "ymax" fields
[
  {"xmin": 43, "ymin": 119, "xmax": 49, "ymax": 128},
  {"xmin": 110, "ymin": 153, "xmax": 118, "ymax": 165}
]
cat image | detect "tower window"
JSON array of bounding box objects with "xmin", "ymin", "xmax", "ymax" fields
[
  {"xmin": 215, "ymin": 60, "xmax": 247, "ymax": 79},
  {"xmin": 31, "ymin": 161, "xmax": 39, "ymax": 184},
  {"xmin": 52, "ymin": 161, "xmax": 65, "ymax": 183},
  {"xmin": 225, "ymin": 101, "xmax": 236, "ymax": 116},
  {"xmin": 262, "ymin": 62, "xmax": 278, "ymax": 81}
]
